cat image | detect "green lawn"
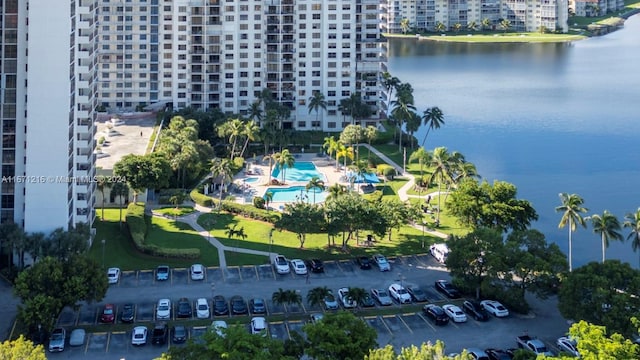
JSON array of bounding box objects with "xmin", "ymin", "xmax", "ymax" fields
[
  {"xmin": 146, "ymin": 216, "xmax": 220, "ymax": 267},
  {"xmin": 154, "ymin": 206, "xmax": 195, "ymax": 217}
]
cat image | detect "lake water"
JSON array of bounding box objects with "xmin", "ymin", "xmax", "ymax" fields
[{"xmin": 387, "ymin": 15, "xmax": 640, "ymax": 268}]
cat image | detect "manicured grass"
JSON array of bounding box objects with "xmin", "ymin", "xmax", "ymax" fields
[
  {"xmin": 154, "ymin": 206, "xmax": 195, "ymax": 217},
  {"xmin": 146, "ymin": 216, "xmax": 220, "ymax": 267},
  {"xmin": 225, "ymin": 251, "xmax": 270, "ymax": 266}
]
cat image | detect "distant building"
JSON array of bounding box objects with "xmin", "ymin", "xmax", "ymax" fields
[{"xmin": 570, "ymin": 0, "xmax": 624, "ymax": 17}]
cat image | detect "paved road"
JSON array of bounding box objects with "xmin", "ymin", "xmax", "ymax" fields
[{"xmin": 0, "ymin": 277, "xmax": 20, "ymax": 341}]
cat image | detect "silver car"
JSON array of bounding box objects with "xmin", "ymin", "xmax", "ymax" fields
[
  {"xmin": 48, "ymin": 328, "xmax": 66, "ymax": 352},
  {"xmin": 371, "ymin": 288, "xmax": 393, "ymax": 306}
]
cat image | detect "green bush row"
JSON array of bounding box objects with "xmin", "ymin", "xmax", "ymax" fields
[
  {"xmin": 125, "ymin": 202, "xmax": 201, "ymax": 259},
  {"xmin": 220, "ymin": 201, "xmax": 281, "ymax": 223},
  {"xmin": 190, "ymin": 188, "xmax": 214, "ymax": 207}
]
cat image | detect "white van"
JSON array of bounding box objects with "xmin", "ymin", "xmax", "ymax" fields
[{"xmin": 430, "ymin": 243, "xmax": 450, "ymax": 264}]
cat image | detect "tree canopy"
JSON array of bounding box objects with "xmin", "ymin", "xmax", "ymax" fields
[
  {"xmin": 303, "ymin": 311, "xmax": 377, "ymax": 360},
  {"xmin": 113, "ymin": 153, "xmax": 172, "ymax": 201},
  {"xmin": 0, "ymin": 336, "xmax": 47, "ymax": 360}
]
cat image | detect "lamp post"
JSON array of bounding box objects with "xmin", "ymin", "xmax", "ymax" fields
[{"xmin": 101, "ymin": 239, "xmax": 106, "ymax": 269}]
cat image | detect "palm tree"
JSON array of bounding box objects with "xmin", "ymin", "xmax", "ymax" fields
[
  {"xmin": 247, "ymin": 101, "xmax": 263, "ymax": 124},
  {"xmin": 400, "ymin": 18, "xmax": 411, "ymax": 34},
  {"xmin": 210, "ymin": 158, "xmax": 233, "ymax": 210},
  {"xmin": 587, "ymin": 210, "xmax": 623, "ymax": 263},
  {"xmin": 435, "ymin": 22, "xmax": 447, "ymax": 33},
  {"xmin": 405, "ymin": 112, "xmax": 421, "ymax": 150},
  {"xmin": 346, "ymin": 287, "xmax": 368, "ymax": 308},
  {"xmin": 327, "ymin": 184, "xmax": 347, "ymax": 201},
  {"xmin": 624, "ymin": 208, "xmax": 640, "ymax": 267},
  {"xmin": 409, "ymin": 147, "xmax": 432, "ymax": 185},
  {"xmin": 453, "ymin": 23, "xmax": 462, "ymax": 32},
  {"xmin": 349, "ymin": 160, "xmax": 373, "ymax": 189},
  {"xmin": 427, "ymin": 147, "xmax": 457, "ymax": 224},
  {"xmin": 273, "ymin": 288, "xmax": 302, "ymax": 315},
  {"xmin": 110, "ymin": 181, "xmax": 129, "ymax": 227},
  {"xmin": 217, "ymin": 118, "xmax": 244, "ymax": 160},
  {"xmin": 381, "ymin": 72, "xmax": 401, "ymax": 118},
  {"xmin": 481, "ymin": 18, "xmax": 491, "ymax": 30},
  {"xmin": 364, "ymin": 126, "xmax": 378, "ymax": 160},
  {"xmin": 275, "ymin": 149, "xmax": 295, "ymax": 185},
  {"xmin": 263, "ymin": 152, "xmax": 279, "ymax": 184},
  {"xmin": 306, "ymin": 176, "xmax": 325, "ymax": 204},
  {"xmin": 323, "ymin": 136, "xmax": 339, "ymax": 165},
  {"xmin": 391, "ymin": 84, "xmax": 416, "ymax": 151},
  {"xmin": 421, "ymin": 107, "xmax": 445, "ymax": 148},
  {"xmin": 265, "ymin": 191, "xmax": 274, "ymax": 210},
  {"xmin": 239, "ymin": 120, "xmax": 261, "ymax": 159},
  {"xmin": 308, "ymin": 92, "xmax": 327, "ymax": 130},
  {"xmin": 336, "ymin": 146, "xmax": 354, "ymax": 175},
  {"xmin": 96, "ymin": 176, "xmax": 110, "ymax": 221},
  {"xmin": 555, "ymin": 193, "xmax": 588, "ymax": 272},
  {"xmin": 467, "ymin": 21, "xmax": 479, "ymax": 31},
  {"xmin": 500, "ymin": 19, "xmax": 511, "ymax": 33},
  {"xmin": 306, "ymin": 286, "xmax": 331, "ymax": 309}
]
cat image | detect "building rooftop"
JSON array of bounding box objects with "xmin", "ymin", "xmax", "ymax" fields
[{"xmin": 95, "ymin": 112, "xmax": 157, "ymax": 170}]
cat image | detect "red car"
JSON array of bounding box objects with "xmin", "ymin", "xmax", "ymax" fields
[{"xmin": 100, "ymin": 304, "xmax": 115, "ymax": 323}]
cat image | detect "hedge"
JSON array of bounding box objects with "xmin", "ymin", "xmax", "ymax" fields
[
  {"xmin": 190, "ymin": 188, "xmax": 214, "ymax": 207},
  {"xmin": 220, "ymin": 201, "xmax": 281, "ymax": 223},
  {"xmin": 125, "ymin": 202, "xmax": 201, "ymax": 259}
]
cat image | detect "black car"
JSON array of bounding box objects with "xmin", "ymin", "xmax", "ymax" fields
[
  {"xmin": 485, "ymin": 348, "xmax": 513, "ymax": 360},
  {"xmin": 249, "ymin": 298, "xmax": 266, "ymax": 314},
  {"xmin": 230, "ymin": 295, "xmax": 248, "ymax": 315},
  {"xmin": 177, "ymin": 297, "xmax": 192, "ymax": 318},
  {"xmin": 306, "ymin": 259, "xmax": 324, "ymax": 273},
  {"xmin": 151, "ymin": 323, "xmax": 168, "ymax": 345},
  {"xmin": 172, "ymin": 325, "xmax": 188, "ymax": 344},
  {"xmin": 463, "ymin": 300, "xmax": 490, "ymax": 321},
  {"xmin": 422, "ymin": 304, "xmax": 449, "ymax": 326},
  {"xmin": 120, "ymin": 303, "xmax": 134, "ymax": 323},
  {"xmin": 213, "ymin": 295, "xmax": 229, "ymax": 316},
  {"xmin": 357, "ymin": 256, "xmax": 372, "ymax": 270},
  {"xmin": 435, "ymin": 280, "xmax": 461, "ymax": 299},
  {"xmin": 407, "ymin": 286, "xmax": 428, "ymax": 302},
  {"xmin": 360, "ymin": 293, "xmax": 376, "ymax": 308}
]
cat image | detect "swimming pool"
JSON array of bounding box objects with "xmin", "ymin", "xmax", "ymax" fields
[
  {"xmin": 264, "ymin": 186, "xmax": 328, "ymax": 203},
  {"xmin": 271, "ymin": 162, "xmax": 325, "ymax": 183},
  {"xmin": 243, "ymin": 177, "xmax": 260, "ymax": 183},
  {"xmin": 346, "ymin": 171, "xmax": 380, "ymax": 183}
]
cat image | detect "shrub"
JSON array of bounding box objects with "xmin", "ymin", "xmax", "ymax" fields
[
  {"xmin": 190, "ymin": 188, "xmax": 214, "ymax": 207},
  {"xmin": 377, "ymin": 164, "xmax": 397, "ymax": 180},
  {"xmin": 253, "ymin": 196, "xmax": 266, "ymax": 209},
  {"xmin": 221, "ymin": 201, "xmax": 281, "ymax": 223}
]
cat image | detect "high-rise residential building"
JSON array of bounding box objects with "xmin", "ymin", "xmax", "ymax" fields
[
  {"xmin": 0, "ymin": 0, "xmax": 97, "ymax": 233},
  {"xmin": 96, "ymin": 0, "xmax": 387, "ymax": 131},
  {"xmin": 381, "ymin": 0, "xmax": 568, "ymax": 33}
]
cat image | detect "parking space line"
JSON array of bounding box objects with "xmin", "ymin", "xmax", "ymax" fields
[
  {"xmin": 83, "ymin": 334, "xmax": 90, "ymax": 354},
  {"xmin": 380, "ymin": 315, "xmax": 396, "ymax": 334},
  {"xmin": 397, "ymin": 314, "xmax": 413, "ymax": 334},
  {"xmin": 284, "ymin": 322, "xmax": 292, "ymax": 340},
  {"xmin": 336, "ymin": 260, "xmax": 349, "ymax": 273},
  {"xmin": 253, "ymin": 266, "xmax": 259, "ymax": 279},
  {"xmin": 105, "ymin": 332, "xmax": 112, "ymax": 352},
  {"xmin": 221, "ymin": 268, "xmax": 226, "ymax": 282},
  {"xmin": 417, "ymin": 312, "xmax": 437, "ymax": 332}
]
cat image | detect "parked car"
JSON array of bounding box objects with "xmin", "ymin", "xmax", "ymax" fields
[
  {"xmin": 407, "ymin": 286, "xmax": 428, "ymax": 302},
  {"xmin": 467, "ymin": 348, "xmax": 490, "ymax": 360},
  {"xmin": 273, "ymin": 255, "xmax": 290, "ymax": 274},
  {"xmin": 193, "ymin": 298, "xmax": 209, "ymax": 319},
  {"xmin": 107, "ymin": 267, "xmax": 120, "ymax": 284},
  {"xmin": 309, "ymin": 313, "xmax": 324, "ymax": 324},
  {"xmin": 69, "ymin": 328, "xmax": 85, "ymax": 347},
  {"xmin": 48, "ymin": 328, "xmax": 66, "ymax": 352},
  {"xmin": 230, "ymin": 295, "xmax": 248, "ymax": 315},
  {"xmin": 100, "ymin": 304, "xmax": 115, "ymax": 323},
  {"xmin": 177, "ymin": 297, "xmax": 192, "ymax": 318},
  {"xmin": 360, "ymin": 293, "xmax": 376, "ymax": 307},
  {"xmin": 120, "ymin": 303, "xmax": 135, "ymax": 323},
  {"xmin": 290, "ymin": 259, "xmax": 308, "ymax": 275},
  {"xmin": 213, "ymin": 295, "xmax": 229, "ymax": 316},
  {"xmin": 357, "ymin": 256, "xmax": 372, "ymax": 270},
  {"xmin": 338, "ymin": 287, "xmax": 357, "ymax": 308},
  {"xmin": 485, "ymin": 348, "xmax": 514, "ymax": 360},
  {"xmin": 443, "ymin": 304, "xmax": 468, "ymax": 323},
  {"xmin": 131, "ymin": 326, "xmax": 148, "ymax": 346},
  {"xmin": 251, "ymin": 317, "xmax": 267, "ymax": 336},
  {"xmin": 250, "ymin": 298, "xmax": 266, "ymax": 314},
  {"xmin": 435, "ymin": 280, "xmax": 461, "ymax": 299},
  {"xmin": 430, "ymin": 243, "xmax": 450, "ymax": 264},
  {"xmin": 371, "ymin": 288, "xmax": 393, "ymax": 306},
  {"xmin": 190, "ymin": 264, "xmax": 205, "ymax": 281},
  {"xmin": 372, "ymin": 254, "xmax": 391, "ymax": 271},
  {"xmin": 210, "ymin": 320, "xmax": 228, "ymax": 337},
  {"xmin": 515, "ymin": 334, "xmax": 553, "ymax": 356},
  {"xmin": 388, "ymin": 283, "xmax": 412, "ymax": 304},
  {"xmin": 324, "ymin": 290, "xmax": 339, "ymax": 310},
  {"xmin": 306, "ymin": 259, "xmax": 324, "ymax": 273},
  {"xmin": 156, "ymin": 265, "xmax": 170, "ymax": 281},
  {"xmin": 481, "ymin": 300, "xmax": 510, "ymax": 317},
  {"xmin": 556, "ymin": 336, "xmax": 580, "ymax": 357},
  {"xmin": 172, "ymin": 325, "xmax": 188, "ymax": 344},
  {"xmin": 463, "ymin": 301, "xmax": 490, "ymax": 321},
  {"xmin": 422, "ymin": 304, "xmax": 449, "ymax": 326},
  {"xmin": 151, "ymin": 323, "xmax": 168, "ymax": 345},
  {"xmin": 156, "ymin": 299, "xmax": 171, "ymax": 320}
]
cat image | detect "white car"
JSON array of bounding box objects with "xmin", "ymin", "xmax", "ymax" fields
[
  {"xmin": 430, "ymin": 243, "xmax": 450, "ymax": 264},
  {"xmin": 556, "ymin": 336, "xmax": 580, "ymax": 357},
  {"xmin": 156, "ymin": 298, "xmax": 171, "ymax": 320},
  {"xmin": 290, "ymin": 259, "xmax": 308, "ymax": 275},
  {"xmin": 373, "ymin": 254, "xmax": 391, "ymax": 271},
  {"xmin": 480, "ymin": 300, "xmax": 509, "ymax": 317},
  {"xmin": 210, "ymin": 320, "xmax": 228, "ymax": 337},
  {"xmin": 131, "ymin": 326, "xmax": 147, "ymax": 346},
  {"xmin": 251, "ymin": 317, "xmax": 267, "ymax": 336},
  {"xmin": 107, "ymin": 267, "xmax": 120, "ymax": 284},
  {"xmin": 190, "ymin": 264, "xmax": 205, "ymax": 280},
  {"xmin": 196, "ymin": 298, "xmax": 210, "ymax": 319},
  {"xmin": 442, "ymin": 304, "xmax": 468, "ymax": 323},
  {"xmin": 337, "ymin": 287, "xmax": 357, "ymax": 308},
  {"xmin": 273, "ymin": 255, "xmax": 290, "ymax": 274},
  {"xmin": 48, "ymin": 328, "xmax": 66, "ymax": 352},
  {"xmin": 388, "ymin": 283, "xmax": 412, "ymax": 304}
]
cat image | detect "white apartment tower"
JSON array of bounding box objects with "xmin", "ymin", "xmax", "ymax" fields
[
  {"xmin": 97, "ymin": 0, "xmax": 387, "ymax": 131},
  {"xmin": 0, "ymin": 0, "xmax": 97, "ymax": 233}
]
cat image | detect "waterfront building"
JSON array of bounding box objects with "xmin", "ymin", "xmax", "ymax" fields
[
  {"xmin": 97, "ymin": 0, "xmax": 387, "ymax": 131},
  {"xmin": 0, "ymin": 0, "xmax": 97, "ymax": 234},
  {"xmin": 569, "ymin": 0, "xmax": 624, "ymax": 17}
]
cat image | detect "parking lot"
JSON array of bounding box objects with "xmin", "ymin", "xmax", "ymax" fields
[{"xmin": 49, "ymin": 253, "xmax": 571, "ymax": 359}]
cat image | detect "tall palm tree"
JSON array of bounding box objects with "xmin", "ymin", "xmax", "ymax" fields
[
  {"xmin": 400, "ymin": 18, "xmax": 411, "ymax": 34},
  {"xmin": 587, "ymin": 210, "xmax": 623, "ymax": 263},
  {"xmin": 500, "ymin": 19, "xmax": 511, "ymax": 33},
  {"xmin": 624, "ymin": 208, "xmax": 640, "ymax": 267},
  {"xmin": 308, "ymin": 92, "xmax": 327, "ymax": 130},
  {"xmin": 453, "ymin": 23, "xmax": 462, "ymax": 32},
  {"xmin": 364, "ymin": 126, "xmax": 378, "ymax": 160},
  {"xmin": 210, "ymin": 158, "xmax": 233, "ymax": 210},
  {"xmin": 273, "ymin": 288, "xmax": 302, "ymax": 315},
  {"xmin": 467, "ymin": 21, "xmax": 479, "ymax": 31},
  {"xmin": 239, "ymin": 120, "xmax": 261, "ymax": 159},
  {"xmin": 217, "ymin": 118, "xmax": 244, "ymax": 160},
  {"xmin": 435, "ymin": 22, "xmax": 447, "ymax": 33},
  {"xmin": 427, "ymin": 147, "xmax": 456, "ymax": 224},
  {"xmin": 349, "ymin": 160, "xmax": 373, "ymax": 189},
  {"xmin": 110, "ymin": 181, "xmax": 129, "ymax": 227},
  {"xmin": 391, "ymin": 83, "xmax": 416, "ymax": 151},
  {"xmin": 481, "ymin": 18, "xmax": 491, "ymax": 30},
  {"xmin": 263, "ymin": 152, "xmax": 279, "ymax": 184},
  {"xmin": 247, "ymin": 101, "xmax": 263, "ymax": 124},
  {"xmin": 306, "ymin": 286, "xmax": 331, "ymax": 309},
  {"xmin": 275, "ymin": 149, "xmax": 295, "ymax": 184},
  {"xmin": 96, "ymin": 176, "xmax": 110, "ymax": 221},
  {"xmin": 409, "ymin": 147, "xmax": 432, "ymax": 185},
  {"xmin": 264, "ymin": 191, "xmax": 274, "ymax": 210},
  {"xmin": 306, "ymin": 176, "xmax": 325, "ymax": 204},
  {"xmin": 323, "ymin": 136, "xmax": 339, "ymax": 165},
  {"xmin": 555, "ymin": 193, "xmax": 588, "ymax": 272},
  {"xmin": 336, "ymin": 146, "xmax": 354, "ymax": 175},
  {"xmin": 421, "ymin": 107, "xmax": 445, "ymax": 148},
  {"xmin": 381, "ymin": 72, "xmax": 401, "ymax": 118},
  {"xmin": 405, "ymin": 112, "xmax": 422, "ymax": 150}
]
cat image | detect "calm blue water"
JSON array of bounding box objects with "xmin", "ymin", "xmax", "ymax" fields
[
  {"xmin": 388, "ymin": 15, "xmax": 640, "ymax": 268},
  {"xmin": 271, "ymin": 161, "xmax": 325, "ymax": 182},
  {"xmin": 243, "ymin": 177, "xmax": 259, "ymax": 183},
  {"xmin": 265, "ymin": 186, "xmax": 328, "ymax": 203},
  {"xmin": 346, "ymin": 171, "xmax": 380, "ymax": 183}
]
